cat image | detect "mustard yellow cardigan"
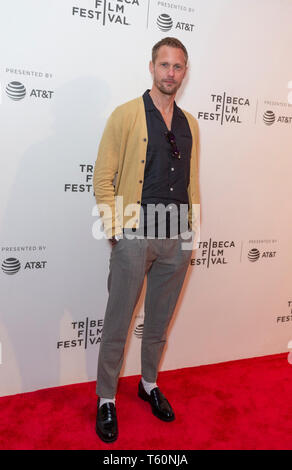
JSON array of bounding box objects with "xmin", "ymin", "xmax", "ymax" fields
[{"xmin": 93, "ymin": 96, "xmax": 200, "ymax": 238}]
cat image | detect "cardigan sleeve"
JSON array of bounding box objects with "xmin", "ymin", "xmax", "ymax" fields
[
  {"xmin": 93, "ymin": 107, "xmax": 124, "ymax": 238},
  {"xmin": 181, "ymin": 110, "xmax": 201, "ymax": 236}
]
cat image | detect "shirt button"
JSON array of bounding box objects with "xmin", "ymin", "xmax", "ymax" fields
[
  {"xmin": 171, "ymin": 167, "xmax": 174, "ymax": 171},
  {"xmin": 169, "ymin": 205, "xmax": 173, "ymax": 210},
  {"xmin": 170, "ymin": 187, "xmax": 173, "ymax": 191}
]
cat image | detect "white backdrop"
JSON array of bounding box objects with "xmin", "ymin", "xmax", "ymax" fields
[{"xmin": 1, "ymin": 0, "xmax": 292, "ymax": 396}]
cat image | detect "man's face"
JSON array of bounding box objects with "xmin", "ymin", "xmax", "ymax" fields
[{"xmin": 150, "ymin": 45, "xmax": 187, "ymax": 96}]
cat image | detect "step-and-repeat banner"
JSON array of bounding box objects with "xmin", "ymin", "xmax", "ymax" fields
[{"xmin": 1, "ymin": 0, "xmax": 292, "ymax": 396}]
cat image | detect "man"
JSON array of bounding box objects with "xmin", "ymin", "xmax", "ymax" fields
[{"xmin": 93, "ymin": 37, "xmax": 200, "ymax": 443}]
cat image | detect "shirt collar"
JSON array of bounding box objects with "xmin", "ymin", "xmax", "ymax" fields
[
  {"xmin": 143, "ymin": 89, "xmax": 184, "ymax": 118},
  {"xmin": 143, "ymin": 89, "xmax": 156, "ymax": 111}
]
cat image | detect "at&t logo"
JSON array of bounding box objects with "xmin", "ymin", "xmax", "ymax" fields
[
  {"xmin": 263, "ymin": 109, "xmax": 292, "ymax": 125},
  {"xmin": 4, "ymin": 81, "xmax": 54, "ymax": 101},
  {"xmin": 6, "ymin": 81, "xmax": 26, "ymax": 100},
  {"xmin": 1, "ymin": 258, "xmax": 21, "ymax": 274},
  {"xmin": 1, "ymin": 257, "xmax": 47, "ymax": 274},
  {"xmin": 157, "ymin": 14, "xmax": 173, "ymax": 31},
  {"xmin": 156, "ymin": 14, "xmax": 194, "ymax": 32},
  {"xmin": 248, "ymin": 248, "xmax": 260, "ymax": 262},
  {"xmin": 134, "ymin": 323, "xmax": 144, "ymax": 338},
  {"xmin": 263, "ymin": 110, "xmax": 275, "ymax": 126},
  {"xmin": 248, "ymin": 248, "xmax": 276, "ymax": 262}
]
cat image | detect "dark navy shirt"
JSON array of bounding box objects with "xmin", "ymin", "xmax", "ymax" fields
[{"xmin": 141, "ymin": 89, "xmax": 192, "ymax": 237}]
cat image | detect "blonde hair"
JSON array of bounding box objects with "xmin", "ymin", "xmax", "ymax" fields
[{"xmin": 152, "ymin": 37, "xmax": 188, "ymax": 64}]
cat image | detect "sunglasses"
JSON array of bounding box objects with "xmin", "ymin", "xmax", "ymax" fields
[{"xmin": 165, "ymin": 131, "xmax": 181, "ymax": 159}]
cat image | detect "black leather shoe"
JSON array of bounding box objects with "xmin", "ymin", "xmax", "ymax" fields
[
  {"xmin": 96, "ymin": 399, "xmax": 118, "ymax": 443},
  {"xmin": 138, "ymin": 380, "xmax": 175, "ymax": 422}
]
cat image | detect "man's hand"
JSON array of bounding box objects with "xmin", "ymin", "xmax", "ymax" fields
[{"xmin": 110, "ymin": 234, "xmax": 123, "ymax": 246}]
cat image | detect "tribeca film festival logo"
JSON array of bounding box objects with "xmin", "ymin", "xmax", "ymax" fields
[
  {"xmin": 198, "ymin": 92, "xmax": 250, "ymax": 125},
  {"xmin": 64, "ymin": 164, "xmax": 94, "ymax": 194},
  {"xmin": 57, "ymin": 317, "xmax": 104, "ymax": 350},
  {"xmin": 1, "ymin": 245, "xmax": 47, "ymax": 275},
  {"xmin": 277, "ymin": 301, "xmax": 292, "ymax": 326},
  {"xmin": 190, "ymin": 238, "xmax": 235, "ymax": 268},
  {"xmin": 72, "ymin": 0, "xmax": 140, "ymax": 26}
]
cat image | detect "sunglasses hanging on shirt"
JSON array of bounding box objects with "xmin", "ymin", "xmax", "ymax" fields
[{"xmin": 165, "ymin": 131, "xmax": 181, "ymax": 159}]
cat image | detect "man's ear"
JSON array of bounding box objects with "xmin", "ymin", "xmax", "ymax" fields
[{"xmin": 149, "ymin": 60, "xmax": 154, "ymax": 75}]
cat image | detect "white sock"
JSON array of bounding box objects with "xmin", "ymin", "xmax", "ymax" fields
[
  {"xmin": 99, "ymin": 397, "xmax": 116, "ymax": 407},
  {"xmin": 141, "ymin": 377, "xmax": 157, "ymax": 395}
]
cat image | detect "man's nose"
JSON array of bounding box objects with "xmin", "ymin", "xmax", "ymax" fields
[{"xmin": 167, "ymin": 66, "xmax": 175, "ymax": 76}]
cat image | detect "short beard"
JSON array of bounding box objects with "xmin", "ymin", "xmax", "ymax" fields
[{"xmin": 156, "ymin": 81, "xmax": 179, "ymax": 96}]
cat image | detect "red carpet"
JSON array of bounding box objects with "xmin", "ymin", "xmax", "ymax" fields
[{"xmin": 0, "ymin": 353, "xmax": 291, "ymax": 450}]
